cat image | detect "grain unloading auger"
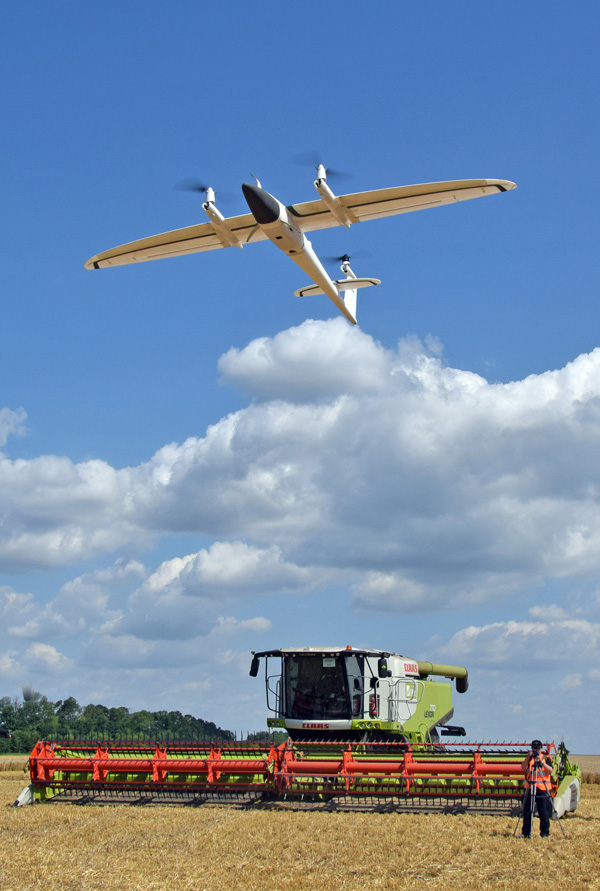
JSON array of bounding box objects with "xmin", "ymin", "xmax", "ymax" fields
[{"xmin": 17, "ymin": 646, "xmax": 581, "ymax": 815}]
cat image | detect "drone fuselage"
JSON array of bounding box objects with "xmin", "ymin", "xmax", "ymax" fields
[{"xmin": 241, "ymin": 183, "xmax": 356, "ymax": 323}]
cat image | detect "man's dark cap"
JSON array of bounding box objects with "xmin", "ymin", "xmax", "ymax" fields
[{"xmin": 531, "ymin": 739, "xmax": 543, "ymax": 749}]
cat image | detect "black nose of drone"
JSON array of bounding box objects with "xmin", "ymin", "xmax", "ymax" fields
[{"xmin": 242, "ymin": 183, "xmax": 280, "ymax": 225}]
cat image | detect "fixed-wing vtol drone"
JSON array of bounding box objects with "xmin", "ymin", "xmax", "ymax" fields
[{"xmin": 85, "ymin": 166, "xmax": 516, "ymax": 324}]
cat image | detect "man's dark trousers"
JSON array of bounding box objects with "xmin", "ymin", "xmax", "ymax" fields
[{"xmin": 522, "ymin": 789, "xmax": 552, "ymax": 837}]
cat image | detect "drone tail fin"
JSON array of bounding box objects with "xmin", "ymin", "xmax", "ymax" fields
[
  {"xmin": 341, "ymin": 283, "xmax": 358, "ymax": 323},
  {"xmin": 293, "ymin": 277, "xmax": 380, "ymax": 325}
]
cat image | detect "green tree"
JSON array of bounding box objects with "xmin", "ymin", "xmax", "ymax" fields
[
  {"xmin": 0, "ymin": 691, "xmax": 239, "ymax": 751},
  {"xmin": 55, "ymin": 696, "xmax": 81, "ymax": 736},
  {"xmin": 129, "ymin": 710, "xmax": 155, "ymax": 736},
  {"xmin": 107, "ymin": 706, "xmax": 130, "ymax": 738},
  {"xmin": 81, "ymin": 703, "xmax": 109, "ymax": 737}
]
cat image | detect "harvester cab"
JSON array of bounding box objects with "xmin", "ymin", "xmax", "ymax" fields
[{"xmin": 250, "ymin": 646, "xmax": 469, "ymax": 743}]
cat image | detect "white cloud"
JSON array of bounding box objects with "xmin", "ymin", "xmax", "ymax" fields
[
  {"xmin": 3, "ymin": 322, "xmax": 600, "ymax": 616},
  {"xmin": 0, "ymin": 453, "xmax": 150, "ymax": 570},
  {"xmin": 136, "ymin": 329, "xmax": 600, "ymax": 609},
  {"xmin": 7, "ymin": 561, "xmax": 142, "ymax": 640},
  {"xmin": 210, "ymin": 616, "xmax": 273, "ymax": 636},
  {"xmin": 351, "ymin": 572, "xmax": 427, "ymax": 611},
  {"xmin": 428, "ymin": 612, "xmax": 599, "ymax": 748},
  {"xmin": 558, "ymin": 673, "xmax": 582, "ymax": 691},
  {"xmin": 0, "ymin": 545, "xmax": 303, "ymax": 672},
  {"xmin": 107, "ymin": 542, "xmax": 315, "ymax": 642},
  {"xmin": 25, "ymin": 642, "xmax": 72, "ymax": 672},
  {"xmin": 159, "ymin": 541, "xmax": 314, "ymax": 594},
  {"xmin": 1, "ymin": 586, "xmax": 34, "ymax": 622},
  {"xmin": 528, "ymin": 604, "xmax": 569, "ymax": 620},
  {"xmin": 218, "ymin": 318, "xmax": 391, "ymax": 402},
  {"xmin": 439, "ymin": 617, "xmax": 600, "ymax": 670},
  {"xmin": 0, "ymin": 407, "xmax": 26, "ymax": 447},
  {"xmin": 0, "ymin": 651, "xmax": 20, "ymax": 675}
]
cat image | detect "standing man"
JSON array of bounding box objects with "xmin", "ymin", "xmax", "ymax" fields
[{"xmin": 521, "ymin": 739, "xmax": 554, "ymax": 838}]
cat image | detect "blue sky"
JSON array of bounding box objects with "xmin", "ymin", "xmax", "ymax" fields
[{"xmin": 1, "ymin": 1, "xmax": 599, "ymax": 751}]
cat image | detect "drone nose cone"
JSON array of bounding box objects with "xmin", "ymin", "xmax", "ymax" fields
[{"xmin": 242, "ymin": 183, "xmax": 281, "ymax": 225}]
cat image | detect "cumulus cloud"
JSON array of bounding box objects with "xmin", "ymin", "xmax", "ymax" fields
[
  {"xmin": 210, "ymin": 616, "xmax": 273, "ymax": 636},
  {"xmin": 25, "ymin": 642, "xmax": 72, "ymax": 672},
  {"xmin": 147, "ymin": 541, "xmax": 314, "ymax": 595},
  {"xmin": 107, "ymin": 541, "xmax": 316, "ymax": 642},
  {"xmin": 3, "ymin": 319, "xmax": 600, "ymax": 611},
  {"xmin": 528, "ymin": 604, "xmax": 569, "ymax": 621},
  {"xmin": 1, "ymin": 586, "xmax": 34, "ymax": 623},
  {"xmin": 0, "ymin": 454, "xmax": 152, "ymax": 570},
  {"xmin": 136, "ymin": 329, "xmax": 600, "ymax": 607},
  {"xmin": 218, "ymin": 318, "xmax": 391, "ymax": 402},
  {"xmin": 0, "ymin": 544, "xmax": 303, "ymax": 698},
  {"xmin": 428, "ymin": 606, "xmax": 599, "ymax": 747},
  {"xmin": 558, "ymin": 673, "xmax": 582, "ymax": 691},
  {"xmin": 7, "ymin": 561, "xmax": 143, "ymax": 640},
  {"xmin": 0, "ymin": 651, "xmax": 20, "ymax": 674},
  {"xmin": 439, "ymin": 613, "xmax": 600, "ymax": 670},
  {"xmin": 351, "ymin": 572, "xmax": 428, "ymax": 611},
  {"xmin": 0, "ymin": 407, "xmax": 26, "ymax": 447}
]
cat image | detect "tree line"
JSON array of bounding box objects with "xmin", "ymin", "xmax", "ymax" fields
[{"xmin": 0, "ymin": 692, "xmax": 247, "ymax": 754}]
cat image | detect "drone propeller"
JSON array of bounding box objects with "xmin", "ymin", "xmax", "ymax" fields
[
  {"xmin": 175, "ymin": 178, "xmax": 210, "ymax": 193},
  {"xmin": 323, "ymin": 249, "xmax": 371, "ymax": 265},
  {"xmin": 291, "ymin": 152, "xmax": 351, "ymax": 182},
  {"xmin": 174, "ymin": 179, "xmax": 234, "ymax": 202}
]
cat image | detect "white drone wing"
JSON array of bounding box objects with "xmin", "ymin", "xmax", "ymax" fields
[
  {"xmin": 84, "ymin": 212, "xmax": 268, "ymax": 269},
  {"xmin": 84, "ymin": 178, "xmax": 515, "ymax": 269},
  {"xmin": 292, "ymin": 178, "xmax": 516, "ymax": 231}
]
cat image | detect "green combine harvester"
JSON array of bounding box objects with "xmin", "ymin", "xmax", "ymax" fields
[
  {"xmin": 250, "ymin": 646, "xmax": 469, "ymax": 742},
  {"xmin": 16, "ymin": 645, "xmax": 581, "ymax": 814}
]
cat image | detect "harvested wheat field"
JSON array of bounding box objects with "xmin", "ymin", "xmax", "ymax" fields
[{"xmin": 1, "ymin": 757, "xmax": 599, "ymax": 891}]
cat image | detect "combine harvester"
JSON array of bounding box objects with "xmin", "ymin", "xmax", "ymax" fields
[{"xmin": 18, "ymin": 646, "xmax": 581, "ymax": 814}]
